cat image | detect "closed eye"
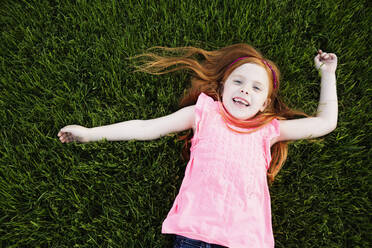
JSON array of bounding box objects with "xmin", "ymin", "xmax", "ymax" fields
[{"xmin": 234, "ymin": 80, "xmax": 242, "ymax": 84}]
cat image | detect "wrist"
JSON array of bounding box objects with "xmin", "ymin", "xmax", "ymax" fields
[
  {"xmin": 321, "ymin": 71, "xmax": 336, "ymax": 78},
  {"xmin": 85, "ymin": 127, "xmax": 95, "ymax": 142},
  {"xmin": 320, "ymin": 70, "xmax": 336, "ymax": 75},
  {"xmin": 320, "ymin": 70, "xmax": 336, "ymax": 81}
]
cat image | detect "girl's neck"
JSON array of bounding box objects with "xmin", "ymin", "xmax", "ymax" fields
[{"xmin": 218, "ymin": 101, "xmax": 274, "ymax": 134}]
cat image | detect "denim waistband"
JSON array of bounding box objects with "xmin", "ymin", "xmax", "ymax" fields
[{"xmin": 174, "ymin": 235, "xmax": 227, "ymax": 248}]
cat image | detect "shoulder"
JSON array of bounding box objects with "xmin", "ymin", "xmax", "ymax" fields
[
  {"xmin": 192, "ymin": 93, "xmax": 219, "ymax": 133},
  {"xmin": 196, "ymin": 92, "xmax": 216, "ymax": 108},
  {"xmin": 264, "ymin": 118, "xmax": 280, "ymax": 147},
  {"xmin": 194, "ymin": 92, "xmax": 218, "ymax": 116}
]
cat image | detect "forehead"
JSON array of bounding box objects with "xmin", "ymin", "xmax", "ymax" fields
[{"xmin": 229, "ymin": 63, "xmax": 269, "ymax": 85}]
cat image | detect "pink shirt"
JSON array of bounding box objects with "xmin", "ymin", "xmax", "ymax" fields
[{"xmin": 162, "ymin": 93, "xmax": 280, "ymax": 247}]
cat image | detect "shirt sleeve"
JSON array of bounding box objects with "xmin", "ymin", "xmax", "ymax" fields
[
  {"xmin": 263, "ymin": 118, "xmax": 280, "ymax": 170},
  {"xmin": 265, "ymin": 118, "xmax": 280, "ymax": 141},
  {"xmin": 192, "ymin": 93, "xmax": 215, "ymax": 145}
]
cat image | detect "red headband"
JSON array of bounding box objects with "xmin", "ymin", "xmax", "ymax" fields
[{"xmin": 228, "ymin": 57, "xmax": 277, "ymax": 89}]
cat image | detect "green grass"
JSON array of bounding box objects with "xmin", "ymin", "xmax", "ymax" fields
[{"xmin": 0, "ymin": 0, "xmax": 370, "ymax": 247}]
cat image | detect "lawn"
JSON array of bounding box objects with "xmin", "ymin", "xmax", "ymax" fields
[{"xmin": 0, "ymin": 0, "xmax": 370, "ymax": 247}]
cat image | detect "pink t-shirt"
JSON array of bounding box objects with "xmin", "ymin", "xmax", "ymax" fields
[{"xmin": 162, "ymin": 93, "xmax": 280, "ymax": 248}]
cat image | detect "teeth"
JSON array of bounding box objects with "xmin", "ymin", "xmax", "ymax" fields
[{"xmin": 233, "ymin": 98, "xmax": 249, "ymax": 106}]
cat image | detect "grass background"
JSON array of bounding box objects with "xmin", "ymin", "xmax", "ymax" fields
[{"xmin": 0, "ymin": 0, "xmax": 371, "ymax": 247}]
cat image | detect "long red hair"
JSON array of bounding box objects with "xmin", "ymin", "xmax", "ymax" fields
[{"xmin": 133, "ymin": 44, "xmax": 307, "ymax": 185}]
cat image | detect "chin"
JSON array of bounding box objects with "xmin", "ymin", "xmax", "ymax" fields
[
  {"xmin": 229, "ymin": 111, "xmax": 254, "ymax": 120},
  {"xmin": 236, "ymin": 115, "xmax": 254, "ymax": 120},
  {"xmin": 224, "ymin": 102, "xmax": 258, "ymax": 120}
]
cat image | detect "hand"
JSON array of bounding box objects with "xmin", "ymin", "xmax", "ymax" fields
[
  {"xmin": 314, "ymin": 50, "xmax": 338, "ymax": 73},
  {"xmin": 58, "ymin": 125, "xmax": 90, "ymax": 143}
]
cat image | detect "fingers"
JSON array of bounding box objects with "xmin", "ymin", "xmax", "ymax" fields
[
  {"xmin": 315, "ymin": 50, "xmax": 338, "ymax": 73},
  {"xmin": 317, "ymin": 50, "xmax": 336, "ymax": 61},
  {"xmin": 319, "ymin": 52, "xmax": 330, "ymax": 61},
  {"xmin": 58, "ymin": 130, "xmax": 76, "ymax": 143},
  {"xmin": 58, "ymin": 132, "xmax": 70, "ymax": 143},
  {"xmin": 327, "ymin": 53, "xmax": 337, "ymax": 61},
  {"xmin": 314, "ymin": 54, "xmax": 323, "ymax": 69},
  {"xmin": 58, "ymin": 125, "xmax": 77, "ymax": 143}
]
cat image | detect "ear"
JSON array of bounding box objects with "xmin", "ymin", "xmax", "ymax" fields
[{"xmin": 260, "ymin": 98, "xmax": 271, "ymax": 112}]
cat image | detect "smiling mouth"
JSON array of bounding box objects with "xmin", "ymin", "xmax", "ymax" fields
[{"xmin": 233, "ymin": 97, "xmax": 250, "ymax": 107}]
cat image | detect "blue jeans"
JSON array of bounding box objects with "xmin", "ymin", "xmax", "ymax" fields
[{"xmin": 173, "ymin": 235, "xmax": 227, "ymax": 248}]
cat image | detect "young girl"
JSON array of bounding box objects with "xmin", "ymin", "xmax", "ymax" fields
[{"xmin": 58, "ymin": 44, "xmax": 338, "ymax": 248}]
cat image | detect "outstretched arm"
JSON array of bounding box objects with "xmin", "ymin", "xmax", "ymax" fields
[
  {"xmin": 273, "ymin": 50, "xmax": 338, "ymax": 144},
  {"xmin": 58, "ymin": 105, "xmax": 195, "ymax": 143}
]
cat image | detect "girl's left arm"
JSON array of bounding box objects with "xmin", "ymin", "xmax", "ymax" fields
[{"xmin": 273, "ymin": 50, "xmax": 338, "ymax": 144}]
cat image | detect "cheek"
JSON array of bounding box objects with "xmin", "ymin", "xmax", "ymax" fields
[
  {"xmin": 221, "ymin": 85, "xmax": 229, "ymax": 100},
  {"xmin": 258, "ymin": 96, "xmax": 270, "ymax": 109},
  {"xmin": 222, "ymin": 83, "xmax": 235, "ymax": 96}
]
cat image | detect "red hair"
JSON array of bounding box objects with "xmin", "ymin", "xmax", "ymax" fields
[{"xmin": 133, "ymin": 44, "xmax": 307, "ymax": 185}]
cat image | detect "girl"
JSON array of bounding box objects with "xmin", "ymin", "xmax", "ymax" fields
[{"xmin": 58, "ymin": 44, "xmax": 338, "ymax": 248}]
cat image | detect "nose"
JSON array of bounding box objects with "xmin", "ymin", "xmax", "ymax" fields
[{"xmin": 240, "ymin": 88, "xmax": 249, "ymax": 95}]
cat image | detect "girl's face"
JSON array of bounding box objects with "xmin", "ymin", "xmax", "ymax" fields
[{"xmin": 222, "ymin": 63, "xmax": 270, "ymax": 120}]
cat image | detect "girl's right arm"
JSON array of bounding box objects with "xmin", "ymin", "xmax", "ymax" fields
[{"xmin": 58, "ymin": 105, "xmax": 195, "ymax": 143}]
